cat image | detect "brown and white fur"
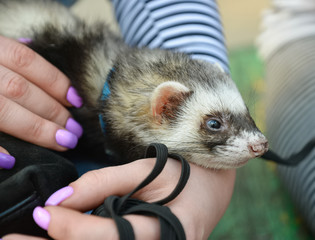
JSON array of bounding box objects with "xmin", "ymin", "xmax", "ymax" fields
[{"xmin": 0, "ymin": 0, "xmax": 268, "ymax": 169}]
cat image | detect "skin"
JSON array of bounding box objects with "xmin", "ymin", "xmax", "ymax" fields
[
  {"xmin": 0, "ymin": 35, "xmax": 236, "ymax": 238},
  {"xmin": 3, "ymin": 158, "xmax": 236, "ymax": 240},
  {"xmin": 0, "ymin": 36, "xmax": 73, "ymax": 152}
]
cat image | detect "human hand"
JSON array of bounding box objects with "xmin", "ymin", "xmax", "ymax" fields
[
  {"xmin": 3, "ymin": 158, "xmax": 236, "ymax": 240},
  {"xmin": 0, "ymin": 36, "xmax": 83, "ymax": 169}
]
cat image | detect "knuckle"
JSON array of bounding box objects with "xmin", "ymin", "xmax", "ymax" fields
[
  {"xmin": 0, "ymin": 95, "xmax": 10, "ymax": 123},
  {"xmin": 47, "ymin": 102, "xmax": 64, "ymax": 122},
  {"xmin": 3, "ymin": 72, "xmax": 28, "ymax": 99},
  {"xmin": 82, "ymin": 170, "xmax": 106, "ymax": 185},
  {"xmin": 27, "ymin": 118, "xmax": 45, "ymax": 139},
  {"xmin": 47, "ymin": 69, "xmax": 63, "ymax": 90},
  {"xmin": 80, "ymin": 169, "xmax": 111, "ymax": 191},
  {"xmin": 10, "ymin": 44, "xmax": 35, "ymax": 68}
]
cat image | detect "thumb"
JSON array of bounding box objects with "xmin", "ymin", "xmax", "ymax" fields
[
  {"xmin": 0, "ymin": 145, "xmax": 15, "ymax": 169},
  {"xmin": 47, "ymin": 158, "xmax": 159, "ymax": 211},
  {"xmin": 2, "ymin": 234, "xmax": 47, "ymax": 240}
]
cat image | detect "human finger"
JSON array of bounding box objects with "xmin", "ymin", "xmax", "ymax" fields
[
  {"xmin": 32, "ymin": 206, "xmax": 159, "ymax": 240},
  {"xmin": 0, "ymin": 95, "xmax": 78, "ymax": 151},
  {"xmin": 35, "ymin": 206, "xmax": 119, "ymax": 240},
  {"xmin": 43, "ymin": 159, "xmax": 235, "ymax": 239},
  {"xmin": 39, "ymin": 165, "xmax": 235, "ymax": 240},
  {"xmin": 0, "ymin": 65, "xmax": 72, "ymax": 127},
  {"xmin": 2, "ymin": 234, "xmax": 47, "ymax": 240},
  {"xmin": 0, "ymin": 146, "xmax": 15, "ymax": 169},
  {"xmin": 45, "ymin": 158, "xmax": 181, "ymax": 211},
  {"xmin": 0, "ymin": 36, "xmax": 82, "ymax": 108}
]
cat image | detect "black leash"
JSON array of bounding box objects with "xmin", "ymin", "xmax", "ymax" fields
[
  {"xmin": 261, "ymin": 138, "xmax": 315, "ymax": 166},
  {"xmin": 92, "ymin": 143, "xmax": 190, "ymax": 240}
]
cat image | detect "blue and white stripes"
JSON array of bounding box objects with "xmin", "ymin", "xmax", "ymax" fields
[
  {"xmin": 259, "ymin": 0, "xmax": 315, "ymax": 233},
  {"xmin": 111, "ymin": 0, "xmax": 229, "ymax": 73}
]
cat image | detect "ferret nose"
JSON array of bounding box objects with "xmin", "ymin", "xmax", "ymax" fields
[{"xmin": 249, "ymin": 140, "xmax": 269, "ymax": 157}]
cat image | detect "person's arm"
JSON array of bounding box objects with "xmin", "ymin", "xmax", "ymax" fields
[
  {"xmin": 0, "ymin": 36, "xmax": 83, "ymax": 169},
  {"xmin": 112, "ymin": 0, "xmax": 229, "ymax": 73}
]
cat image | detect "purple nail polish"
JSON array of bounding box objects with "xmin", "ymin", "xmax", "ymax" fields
[
  {"xmin": 33, "ymin": 207, "xmax": 50, "ymax": 231},
  {"xmin": 55, "ymin": 129, "xmax": 78, "ymax": 149},
  {"xmin": 66, "ymin": 86, "xmax": 83, "ymax": 108},
  {"xmin": 45, "ymin": 186, "xmax": 73, "ymax": 206},
  {"xmin": 0, "ymin": 153, "xmax": 15, "ymax": 169},
  {"xmin": 65, "ymin": 118, "xmax": 83, "ymax": 138},
  {"xmin": 17, "ymin": 37, "xmax": 32, "ymax": 44}
]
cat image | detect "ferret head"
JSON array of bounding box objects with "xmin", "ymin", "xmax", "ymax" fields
[{"xmin": 148, "ymin": 58, "xmax": 268, "ymax": 169}]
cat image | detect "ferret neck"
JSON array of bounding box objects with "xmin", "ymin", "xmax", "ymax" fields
[
  {"xmin": 99, "ymin": 67, "xmax": 115, "ymax": 134},
  {"xmin": 100, "ymin": 67, "xmax": 114, "ymax": 101}
]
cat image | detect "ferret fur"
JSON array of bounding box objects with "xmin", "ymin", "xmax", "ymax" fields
[{"xmin": 0, "ymin": 0, "xmax": 268, "ymax": 169}]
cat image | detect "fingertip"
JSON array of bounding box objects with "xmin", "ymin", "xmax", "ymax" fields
[
  {"xmin": 0, "ymin": 146, "xmax": 10, "ymax": 155},
  {"xmin": 55, "ymin": 129, "xmax": 78, "ymax": 149},
  {"xmin": 65, "ymin": 118, "xmax": 83, "ymax": 138},
  {"xmin": 17, "ymin": 37, "xmax": 32, "ymax": 44},
  {"xmin": 66, "ymin": 86, "xmax": 83, "ymax": 108},
  {"xmin": 2, "ymin": 234, "xmax": 46, "ymax": 240},
  {"xmin": 0, "ymin": 152, "xmax": 15, "ymax": 169},
  {"xmin": 45, "ymin": 186, "xmax": 74, "ymax": 206},
  {"xmin": 33, "ymin": 206, "xmax": 50, "ymax": 231}
]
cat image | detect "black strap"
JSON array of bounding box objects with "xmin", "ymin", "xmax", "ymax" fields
[
  {"xmin": 261, "ymin": 138, "xmax": 315, "ymax": 166},
  {"xmin": 92, "ymin": 143, "xmax": 190, "ymax": 240}
]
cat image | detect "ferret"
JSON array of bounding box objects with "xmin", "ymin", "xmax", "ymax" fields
[{"xmin": 0, "ymin": 0, "xmax": 268, "ymax": 169}]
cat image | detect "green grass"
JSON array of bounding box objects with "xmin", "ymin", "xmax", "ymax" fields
[{"xmin": 208, "ymin": 47, "xmax": 313, "ymax": 240}]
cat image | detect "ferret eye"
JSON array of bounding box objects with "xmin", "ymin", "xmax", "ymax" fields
[{"xmin": 206, "ymin": 119, "xmax": 221, "ymax": 130}]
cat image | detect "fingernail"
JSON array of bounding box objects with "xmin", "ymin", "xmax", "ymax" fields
[
  {"xmin": 67, "ymin": 86, "xmax": 83, "ymax": 108},
  {"xmin": 0, "ymin": 153, "xmax": 15, "ymax": 169},
  {"xmin": 65, "ymin": 118, "xmax": 83, "ymax": 138},
  {"xmin": 17, "ymin": 37, "xmax": 32, "ymax": 44},
  {"xmin": 45, "ymin": 186, "xmax": 73, "ymax": 206},
  {"xmin": 33, "ymin": 207, "xmax": 50, "ymax": 231},
  {"xmin": 55, "ymin": 129, "xmax": 78, "ymax": 149}
]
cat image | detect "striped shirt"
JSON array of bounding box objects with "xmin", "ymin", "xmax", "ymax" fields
[
  {"xmin": 111, "ymin": 0, "xmax": 229, "ymax": 73},
  {"xmin": 259, "ymin": 0, "xmax": 315, "ymax": 233}
]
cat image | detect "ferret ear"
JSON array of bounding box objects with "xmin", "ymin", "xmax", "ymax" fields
[{"xmin": 151, "ymin": 81, "xmax": 191, "ymax": 123}]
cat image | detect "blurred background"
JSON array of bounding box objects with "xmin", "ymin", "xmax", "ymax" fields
[{"xmin": 71, "ymin": 0, "xmax": 314, "ymax": 239}]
